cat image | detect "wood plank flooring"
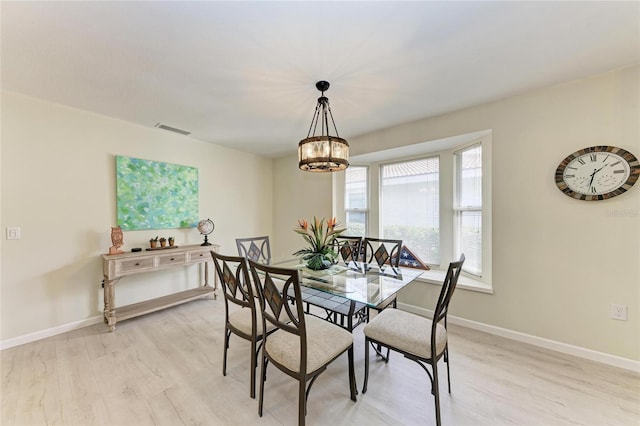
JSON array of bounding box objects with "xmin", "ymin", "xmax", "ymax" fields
[{"xmin": 2, "ymin": 298, "xmax": 639, "ymax": 425}]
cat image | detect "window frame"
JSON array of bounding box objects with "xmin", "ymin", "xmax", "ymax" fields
[
  {"xmin": 344, "ymin": 165, "xmax": 369, "ymax": 237},
  {"xmin": 334, "ymin": 131, "xmax": 492, "ymax": 290},
  {"xmin": 454, "ymin": 142, "xmax": 483, "ymax": 276}
]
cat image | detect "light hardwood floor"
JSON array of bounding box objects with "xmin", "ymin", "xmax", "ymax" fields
[{"xmin": 2, "ymin": 298, "xmax": 639, "ymax": 425}]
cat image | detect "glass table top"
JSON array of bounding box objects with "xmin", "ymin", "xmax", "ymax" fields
[{"xmin": 272, "ymin": 259, "xmax": 424, "ymax": 307}]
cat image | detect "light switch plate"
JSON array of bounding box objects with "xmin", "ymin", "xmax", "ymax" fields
[{"xmin": 6, "ymin": 227, "xmax": 21, "ymax": 240}]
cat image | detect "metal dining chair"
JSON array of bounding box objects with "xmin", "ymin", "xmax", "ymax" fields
[
  {"xmin": 362, "ymin": 254, "xmax": 465, "ymax": 426},
  {"xmin": 211, "ymin": 251, "xmax": 273, "ymax": 399},
  {"xmin": 333, "ymin": 235, "xmax": 363, "ymax": 268},
  {"xmin": 236, "ymin": 236, "xmax": 271, "ymax": 264},
  {"xmin": 362, "ymin": 237, "xmax": 403, "ymax": 307},
  {"xmin": 248, "ymin": 259, "xmax": 357, "ymax": 426},
  {"xmin": 362, "ymin": 237, "xmax": 402, "ymax": 272},
  {"xmin": 236, "ymin": 235, "xmax": 287, "ymax": 295},
  {"xmin": 361, "ymin": 238, "xmax": 404, "ymax": 358}
]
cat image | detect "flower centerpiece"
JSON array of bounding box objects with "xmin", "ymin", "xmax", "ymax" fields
[{"xmin": 293, "ymin": 217, "xmax": 345, "ymax": 270}]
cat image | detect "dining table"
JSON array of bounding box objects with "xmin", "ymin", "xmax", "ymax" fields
[{"xmin": 272, "ymin": 258, "xmax": 425, "ymax": 332}]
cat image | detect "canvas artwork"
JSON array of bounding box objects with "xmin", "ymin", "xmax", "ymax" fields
[{"xmin": 116, "ymin": 156, "xmax": 199, "ymax": 230}]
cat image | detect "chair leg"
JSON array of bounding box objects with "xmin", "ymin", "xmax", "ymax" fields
[
  {"xmin": 250, "ymin": 339, "xmax": 257, "ymax": 398},
  {"xmin": 348, "ymin": 346, "xmax": 357, "ymax": 401},
  {"xmin": 445, "ymin": 347, "xmax": 451, "ymax": 393},
  {"xmin": 369, "ymin": 309, "xmax": 387, "ymax": 359},
  {"xmin": 299, "ymin": 378, "xmax": 306, "ymax": 426},
  {"xmin": 223, "ymin": 328, "xmax": 230, "ymax": 376},
  {"xmin": 258, "ymin": 354, "xmax": 267, "ymax": 417},
  {"xmin": 362, "ymin": 338, "xmax": 370, "ymax": 394},
  {"xmin": 432, "ymin": 360, "xmax": 442, "ymax": 426},
  {"xmin": 381, "ymin": 299, "xmax": 395, "ymax": 363}
]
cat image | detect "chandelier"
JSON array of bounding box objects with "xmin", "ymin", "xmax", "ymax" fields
[{"xmin": 298, "ymin": 81, "xmax": 349, "ymax": 172}]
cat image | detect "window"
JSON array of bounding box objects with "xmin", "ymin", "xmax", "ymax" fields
[
  {"xmin": 381, "ymin": 157, "xmax": 440, "ymax": 265},
  {"xmin": 338, "ymin": 131, "xmax": 491, "ymax": 288},
  {"xmin": 455, "ymin": 144, "xmax": 482, "ymax": 275},
  {"xmin": 344, "ymin": 166, "xmax": 368, "ymax": 236}
]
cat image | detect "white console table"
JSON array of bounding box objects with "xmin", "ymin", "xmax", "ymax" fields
[{"xmin": 101, "ymin": 244, "xmax": 219, "ymax": 331}]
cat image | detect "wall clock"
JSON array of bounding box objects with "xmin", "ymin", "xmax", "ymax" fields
[{"xmin": 555, "ymin": 146, "xmax": 639, "ymax": 201}]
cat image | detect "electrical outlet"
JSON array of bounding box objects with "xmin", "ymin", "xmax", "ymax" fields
[{"xmin": 610, "ymin": 304, "xmax": 627, "ymax": 321}]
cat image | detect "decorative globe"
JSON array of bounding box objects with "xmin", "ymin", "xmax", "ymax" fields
[
  {"xmin": 197, "ymin": 218, "xmax": 214, "ymax": 235},
  {"xmin": 197, "ymin": 218, "xmax": 214, "ymax": 246}
]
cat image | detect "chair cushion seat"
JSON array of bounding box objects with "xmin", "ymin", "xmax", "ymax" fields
[
  {"xmin": 363, "ymin": 308, "xmax": 447, "ymax": 359},
  {"xmin": 229, "ymin": 307, "xmax": 276, "ymax": 336},
  {"xmin": 265, "ymin": 315, "xmax": 353, "ymax": 374}
]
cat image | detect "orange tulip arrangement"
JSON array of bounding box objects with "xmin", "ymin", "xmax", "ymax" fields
[{"xmin": 293, "ymin": 216, "xmax": 345, "ymax": 270}]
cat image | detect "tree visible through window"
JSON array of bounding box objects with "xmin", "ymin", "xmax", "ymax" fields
[{"xmin": 381, "ymin": 157, "xmax": 440, "ymax": 265}]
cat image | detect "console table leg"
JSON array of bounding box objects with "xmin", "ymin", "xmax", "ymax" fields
[
  {"xmin": 104, "ymin": 278, "xmax": 116, "ymax": 331},
  {"xmin": 204, "ymin": 262, "xmax": 217, "ymax": 300}
]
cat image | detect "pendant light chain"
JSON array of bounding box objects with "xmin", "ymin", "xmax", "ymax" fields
[{"xmin": 306, "ymin": 103, "xmax": 322, "ymax": 139}]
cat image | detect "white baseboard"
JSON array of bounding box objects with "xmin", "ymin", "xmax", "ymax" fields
[
  {"xmin": 398, "ymin": 302, "xmax": 640, "ymax": 373},
  {"xmin": 0, "ymin": 316, "xmax": 104, "ymax": 351}
]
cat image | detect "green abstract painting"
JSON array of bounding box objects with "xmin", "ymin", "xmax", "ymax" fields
[{"xmin": 116, "ymin": 156, "xmax": 199, "ymax": 230}]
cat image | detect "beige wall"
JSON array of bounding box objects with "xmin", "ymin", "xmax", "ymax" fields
[
  {"xmin": 1, "ymin": 91, "xmax": 273, "ymax": 341},
  {"xmin": 273, "ymin": 67, "xmax": 640, "ymax": 360},
  {"xmin": 271, "ymin": 156, "xmax": 333, "ymax": 261}
]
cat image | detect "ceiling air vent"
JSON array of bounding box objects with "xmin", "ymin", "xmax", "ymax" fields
[{"xmin": 154, "ymin": 123, "xmax": 191, "ymax": 136}]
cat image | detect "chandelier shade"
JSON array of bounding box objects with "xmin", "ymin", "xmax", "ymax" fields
[{"xmin": 298, "ymin": 81, "xmax": 349, "ymax": 172}]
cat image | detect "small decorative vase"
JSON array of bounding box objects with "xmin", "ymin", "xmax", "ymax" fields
[
  {"xmin": 169, "ymin": 239, "xmax": 175, "ymax": 247},
  {"xmin": 150, "ymin": 241, "xmax": 157, "ymax": 249}
]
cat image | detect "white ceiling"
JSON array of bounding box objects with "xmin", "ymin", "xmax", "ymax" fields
[{"xmin": 2, "ymin": 1, "xmax": 638, "ymax": 158}]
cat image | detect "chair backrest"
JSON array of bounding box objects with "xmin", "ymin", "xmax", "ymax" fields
[
  {"xmin": 333, "ymin": 236, "xmax": 363, "ymax": 266},
  {"xmin": 432, "ymin": 254, "xmax": 465, "ymax": 333},
  {"xmin": 211, "ymin": 251, "xmax": 255, "ymax": 320},
  {"xmin": 236, "ymin": 236, "xmax": 271, "ymax": 264},
  {"xmin": 248, "ymin": 260, "xmax": 307, "ymax": 367},
  {"xmin": 362, "ymin": 237, "xmax": 402, "ymax": 269}
]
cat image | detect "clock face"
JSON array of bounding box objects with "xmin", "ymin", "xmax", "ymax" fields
[{"xmin": 555, "ymin": 146, "xmax": 639, "ymax": 201}]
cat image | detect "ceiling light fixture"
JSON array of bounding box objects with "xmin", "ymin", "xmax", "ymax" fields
[{"xmin": 298, "ymin": 81, "xmax": 349, "ymax": 172}]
